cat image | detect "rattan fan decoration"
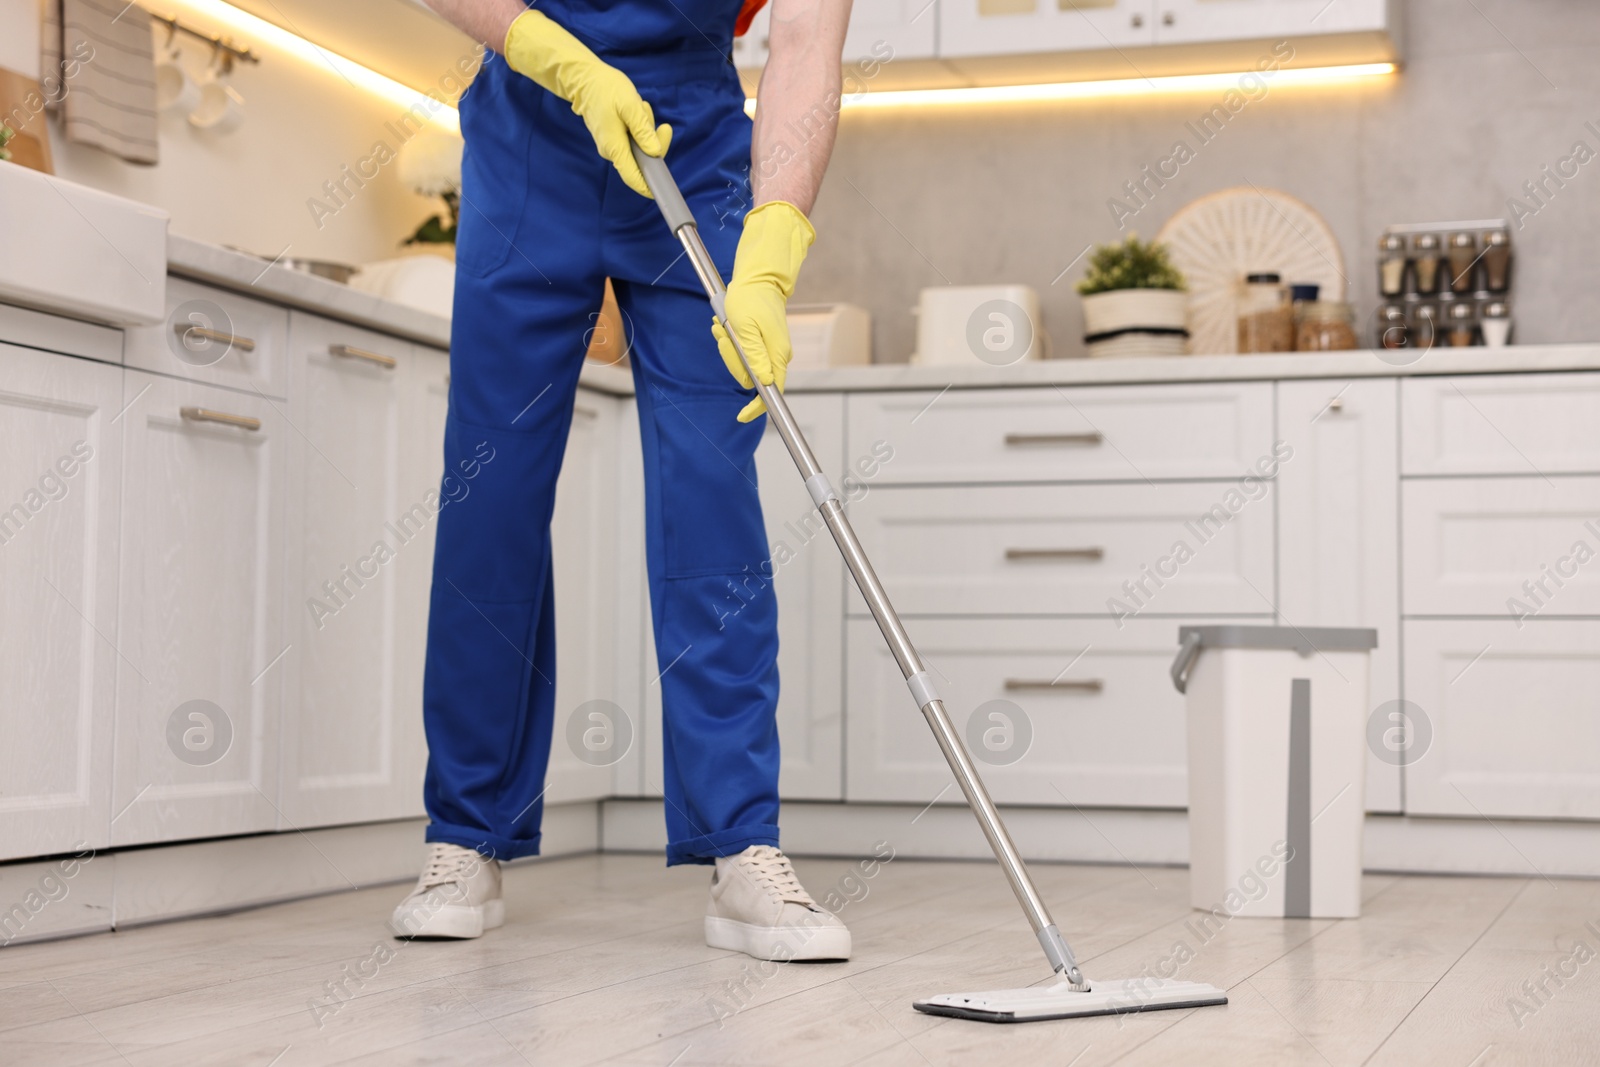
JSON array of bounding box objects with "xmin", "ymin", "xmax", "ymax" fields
[{"xmin": 1155, "ymin": 187, "xmax": 1346, "ymax": 355}]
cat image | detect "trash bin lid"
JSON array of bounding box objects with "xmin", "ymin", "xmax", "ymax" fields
[
  {"xmin": 1171, "ymin": 625, "xmax": 1377, "ymax": 693},
  {"xmin": 1177, "ymin": 625, "xmax": 1378, "ymax": 654}
]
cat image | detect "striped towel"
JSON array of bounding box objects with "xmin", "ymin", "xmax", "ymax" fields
[{"xmin": 41, "ymin": 0, "xmax": 159, "ymax": 165}]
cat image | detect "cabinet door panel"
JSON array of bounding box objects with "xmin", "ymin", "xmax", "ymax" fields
[
  {"xmin": 113, "ymin": 372, "xmax": 285, "ymax": 844},
  {"xmin": 1154, "ymin": 0, "xmax": 1388, "ymax": 44},
  {"xmin": 1277, "ymin": 379, "xmax": 1400, "ymax": 812},
  {"xmin": 124, "ymin": 277, "xmax": 289, "ymax": 399},
  {"xmin": 1404, "ymin": 621, "xmax": 1600, "ymax": 819},
  {"xmin": 280, "ymin": 314, "xmax": 413, "ymax": 827},
  {"xmin": 0, "ymin": 345, "xmax": 121, "ymax": 860},
  {"xmin": 759, "ymin": 396, "xmax": 846, "ymax": 800},
  {"xmin": 1402, "ymin": 477, "xmax": 1600, "ymax": 618},
  {"xmin": 846, "ymin": 617, "xmax": 1218, "ymax": 806},
  {"xmin": 940, "ymin": 0, "xmax": 1154, "ymax": 59}
]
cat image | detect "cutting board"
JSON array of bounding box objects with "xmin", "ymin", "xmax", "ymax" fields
[{"xmin": 0, "ymin": 68, "xmax": 56, "ymax": 174}]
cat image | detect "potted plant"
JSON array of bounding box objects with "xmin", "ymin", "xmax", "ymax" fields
[
  {"xmin": 397, "ymin": 130, "xmax": 463, "ymax": 258},
  {"xmin": 1076, "ymin": 235, "xmax": 1189, "ymax": 358},
  {"xmin": 0, "ymin": 126, "xmax": 14, "ymax": 164}
]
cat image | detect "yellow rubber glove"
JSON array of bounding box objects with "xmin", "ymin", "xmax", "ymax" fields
[
  {"xmin": 503, "ymin": 10, "xmax": 671, "ymax": 198},
  {"xmin": 712, "ymin": 201, "xmax": 816, "ymax": 423}
]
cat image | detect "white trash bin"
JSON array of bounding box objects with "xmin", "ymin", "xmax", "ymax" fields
[{"xmin": 1171, "ymin": 625, "xmax": 1377, "ymax": 919}]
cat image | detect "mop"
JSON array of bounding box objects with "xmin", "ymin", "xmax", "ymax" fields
[{"xmin": 630, "ymin": 141, "xmax": 1227, "ymax": 1023}]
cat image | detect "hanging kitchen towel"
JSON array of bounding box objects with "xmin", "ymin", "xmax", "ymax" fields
[{"xmin": 41, "ymin": 0, "xmax": 159, "ymax": 165}]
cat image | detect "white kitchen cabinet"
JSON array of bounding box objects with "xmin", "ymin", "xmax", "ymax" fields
[
  {"xmin": 124, "ymin": 277, "xmax": 290, "ymax": 400},
  {"xmin": 847, "ymin": 383, "xmax": 1274, "ymax": 485},
  {"xmin": 1277, "ymin": 379, "xmax": 1401, "ymax": 812},
  {"xmin": 0, "ymin": 344, "xmax": 122, "ymax": 861},
  {"xmin": 279, "ymin": 313, "xmax": 419, "ymax": 829},
  {"xmin": 545, "ymin": 389, "xmax": 625, "ymax": 803},
  {"xmin": 940, "ymin": 0, "xmax": 1154, "ymax": 61},
  {"xmin": 760, "ymin": 395, "xmax": 846, "ymax": 800},
  {"xmin": 735, "ymin": 0, "xmax": 934, "ymax": 83},
  {"xmin": 112, "ymin": 370, "xmax": 286, "ymax": 845},
  {"xmin": 1402, "ymin": 476, "xmax": 1600, "ymax": 619},
  {"xmin": 1404, "ymin": 620, "xmax": 1600, "ymax": 820},
  {"xmin": 1152, "ymin": 0, "xmax": 1391, "ymax": 45},
  {"xmin": 847, "ymin": 480, "xmax": 1276, "ymax": 616},
  {"xmin": 844, "ymin": 0, "xmax": 937, "ymax": 64},
  {"xmin": 846, "ymin": 617, "xmax": 1204, "ymax": 807},
  {"xmin": 1401, "ymin": 372, "xmax": 1600, "ymax": 477}
]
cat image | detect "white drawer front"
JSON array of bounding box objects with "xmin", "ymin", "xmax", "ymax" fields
[
  {"xmin": 125, "ymin": 277, "xmax": 289, "ymax": 398},
  {"xmin": 1404, "ymin": 620, "xmax": 1600, "ymax": 819},
  {"xmin": 846, "ymin": 618, "xmax": 1207, "ymax": 807},
  {"xmin": 846, "ymin": 383, "xmax": 1274, "ymax": 485},
  {"xmin": 1401, "ymin": 372, "xmax": 1600, "ymax": 476},
  {"xmin": 1402, "ymin": 477, "xmax": 1600, "ymax": 617},
  {"xmin": 847, "ymin": 481, "xmax": 1275, "ymax": 616}
]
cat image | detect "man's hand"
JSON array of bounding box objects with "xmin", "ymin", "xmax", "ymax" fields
[
  {"xmin": 714, "ymin": 201, "xmax": 815, "ymax": 423},
  {"xmin": 503, "ymin": 10, "xmax": 670, "ymax": 197}
]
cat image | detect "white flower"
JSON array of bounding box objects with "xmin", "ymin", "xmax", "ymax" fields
[{"xmin": 397, "ymin": 130, "xmax": 463, "ymax": 197}]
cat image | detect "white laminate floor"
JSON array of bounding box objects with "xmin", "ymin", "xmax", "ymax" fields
[{"xmin": 0, "ymin": 852, "xmax": 1593, "ymax": 1065}]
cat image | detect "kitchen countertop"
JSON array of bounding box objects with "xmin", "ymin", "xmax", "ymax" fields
[
  {"xmin": 165, "ymin": 235, "xmax": 635, "ymax": 396},
  {"xmin": 166, "ymin": 236, "xmax": 1600, "ymax": 397}
]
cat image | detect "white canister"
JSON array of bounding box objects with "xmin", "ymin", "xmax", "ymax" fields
[{"xmin": 914, "ymin": 285, "xmax": 1042, "ymax": 367}]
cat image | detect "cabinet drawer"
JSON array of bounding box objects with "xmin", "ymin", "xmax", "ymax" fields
[
  {"xmin": 1404, "ymin": 620, "xmax": 1600, "ymax": 819},
  {"xmin": 846, "ymin": 382, "xmax": 1273, "ymax": 485},
  {"xmin": 846, "ymin": 617, "xmax": 1205, "ymax": 807},
  {"xmin": 1402, "ymin": 372, "xmax": 1600, "ymax": 475},
  {"xmin": 125, "ymin": 277, "xmax": 289, "ymax": 398},
  {"xmin": 1402, "ymin": 477, "xmax": 1600, "ymax": 617},
  {"xmin": 847, "ymin": 481, "xmax": 1275, "ymax": 616}
]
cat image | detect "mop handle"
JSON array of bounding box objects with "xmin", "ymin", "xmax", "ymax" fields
[{"xmin": 629, "ymin": 140, "xmax": 1088, "ymax": 991}]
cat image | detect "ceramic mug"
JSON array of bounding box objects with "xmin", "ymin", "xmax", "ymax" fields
[
  {"xmin": 189, "ymin": 76, "xmax": 245, "ymax": 134},
  {"xmin": 154, "ymin": 45, "xmax": 200, "ymax": 115}
]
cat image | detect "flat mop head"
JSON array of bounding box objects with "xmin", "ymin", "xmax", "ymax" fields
[{"xmin": 913, "ymin": 977, "xmax": 1227, "ymax": 1023}]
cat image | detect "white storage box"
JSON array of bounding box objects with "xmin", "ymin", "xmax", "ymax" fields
[
  {"xmin": 787, "ymin": 303, "xmax": 871, "ymax": 371},
  {"xmin": 1171, "ymin": 625, "xmax": 1378, "ymax": 919},
  {"xmin": 913, "ymin": 285, "xmax": 1042, "ymax": 366}
]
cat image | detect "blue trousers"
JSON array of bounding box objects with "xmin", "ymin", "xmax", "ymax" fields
[{"xmin": 421, "ymin": 49, "xmax": 780, "ymax": 866}]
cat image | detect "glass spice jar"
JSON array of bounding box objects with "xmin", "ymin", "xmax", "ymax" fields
[
  {"xmin": 1447, "ymin": 232, "xmax": 1479, "ymax": 293},
  {"xmin": 1378, "ymin": 304, "xmax": 1409, "ymax": 350},
  {"xmin": 1447, "ymin": 301, "xmax": 1478, "ymax": 346},
  {"xmin": 1294, "ymin": 301, "xmax": 1359, "ymax": 351},
  {"xmin": 1481, "ymin": 301, "xmax": 1512, "ymax": 347},
  {"xmin": 1483, "ymin": 229, "xmax": 1513, "ymax": 292},
  {"xmin": 1237, "ymin": 272, "xmax": 1294, "ymax": 353},
  {"xmin": 1411, "ymin": 302, "xmax": 1438, "ymax": 351},
  {"xmin": 1379, "ymin": 234, "xmax": 1408, "ymax": 298},
  {"xmin": 1411, "ymin": 233, "xmax": 1442, "ymax": 295}
]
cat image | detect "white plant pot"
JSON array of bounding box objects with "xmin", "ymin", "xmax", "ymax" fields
[
  {"xmin": 1080, "ymin": 288, "xmax": 1191, "ymax": 359},
  {"xmin": 1080, "ymin": 287, "xmax": 1189, "ymax": 337}
]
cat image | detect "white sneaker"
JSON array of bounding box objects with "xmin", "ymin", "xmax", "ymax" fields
[
  {"xmin": 705, "ymin": 845, "xmax": 851, "ymax": 962},
  {"xmin": 389, "ymin": 843, "xmax": 504, "ymax": 939}
]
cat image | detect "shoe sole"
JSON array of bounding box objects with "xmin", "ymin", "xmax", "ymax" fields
[
  {"xmin": 704, "ymin": 915, "xmax": 851, "ymax": 961},
  {"xmin": 391, "ymin": 898, "xmax": 505, "ymax": 939}
]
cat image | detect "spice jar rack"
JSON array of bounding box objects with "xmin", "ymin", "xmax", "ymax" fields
[{"xmin": 1376, "ymin": 218, "xmax": 1514, "ymax": 351}]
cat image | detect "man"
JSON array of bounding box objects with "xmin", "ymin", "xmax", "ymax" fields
[{"xmin": 390, "ymin": 0, "xmax": 854, "ymax": 964}]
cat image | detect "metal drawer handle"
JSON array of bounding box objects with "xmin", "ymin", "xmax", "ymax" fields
[
  {"xmin": 174, "ymin": 323, "xmax": 256, "ymax": 352},
  {"xmin": 1005, "ymin": 678, "xmax": 1105, "ymax": 693},
  {"xmin": 330, "ymin": 343, "xmax": 398, "ymax": 369},
  {"xmin": 1005, "ymin": 547, "xmax": 1105, "ymax": 562},
  {"xmin": 180, "ymin": 406, "xmax": 261, "ymax": 432},
  {"xmin": 1004, "ymin": 432, "xmax": 1103, "ymax": 447}
]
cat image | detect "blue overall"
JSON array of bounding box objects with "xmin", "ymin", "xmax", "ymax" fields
[{"xmin": 421, "ymin": 3, "xmax": 779, "ymax": 866}]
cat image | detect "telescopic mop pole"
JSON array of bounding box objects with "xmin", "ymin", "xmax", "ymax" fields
[{"xmin": 629, "ymin": 141, "xmax": 1089, "ymax": 992}]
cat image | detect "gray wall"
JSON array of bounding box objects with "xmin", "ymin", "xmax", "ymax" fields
[{"xmin": 796, "ymin": 0, "xmax": 1600, "ymax": 361}]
